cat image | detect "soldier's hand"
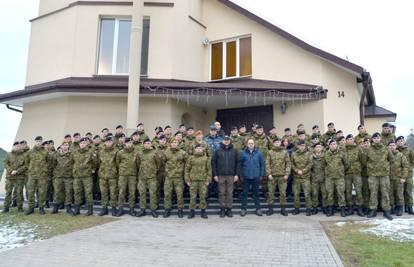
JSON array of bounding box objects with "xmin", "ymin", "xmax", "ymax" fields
[
  {"xmin": 283, "ymin": 175, "xmax": 288, "ymax": 180},
  {"xmin": 268, "ymin": 175, "xmax": 273, "ymax": 180},
  {"xmin": 234, "ymin": 175, "xmax": 239, "ymax": 182},
  {"xmin": 205, "ymin": 182, "xmax": 209, "ymax": 186},
  {"xmin": 297, "ymin": 170, "xmax": 303, "ymax": 176},
  {"xmin": 401, "ymin": 178, "xmax": 406, "ymax": 184},
  {"xmin": 187, "ymin": 182, "xmax": 192, "ymax": 187},
  {"xmin": 214, "ymin": 176, "xmax": 219, "ymax": 182},
  {"xmin": 11, "ymin": 170, "xmax": 17, "ymax": 175}
]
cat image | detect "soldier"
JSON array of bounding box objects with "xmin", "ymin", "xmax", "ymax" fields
[
  {"xmin": 380, "ymin": 123, "xmax": 396, "ymax": 146},
  {"xmin": 230, "ymin": 126, "xmax": 243, "ymax": 151},
  {"xmin": 388, "ymin": 140, "xmax": 409, "ymax": 216},
  {"xmin": 70, "ymin": 133, "xmax": 81, "ymax": 152},
  {"xmin": 396, "ymin": 135, "xmax": 414, "ymax": 214},
  {"xmin": 335, "ymin": 130, "xmax": 344, "ymax": 141},
  {"xmin": 136, "ymin": 139, "xmax": 163, "ymax": 218},
  {"xmin": 116, "ymin": 133, "xmax": 126, "ymax": 150},
  {"xmin": 116, "ymin": 138, "xmax": 139, "ymax": 217},
  {"xmin": 265, "ymin": 138, "xmax": 291, "ymax": 216},
  {"xmin": 25, "ymin": 136, "xmax": 51, "ymax": 215},
  {"xmin": 178, "ymin": 124, "xmax": 187, "ymax": 137},
  {"xmin": 72, "ymin": 137, "xmax": 98, "ymax": 216},
  {"xmin": 204, "ymin": 124, "xmax": 223, "ymax": 154},
  {"xmin": 3, "ymin": 142, "xmax": 26, "ymax": 213},
  {"xmin": 50, "ymin": 141, "xmax": 74, "ymax": 215},
  {"xmin": 310, "ymin": 134, "xmax": 321, "ymax": 147},
  {"xmin": 114, "ymin": 125, "xmax": 125, "ymax": 144},
  {"xmin": 45, "ymin": 140, "xmax": 55, "ymax": 208},
  {"xmin": 362, "ymin": 132, "xmax": 393, "ymax": 220},
  {"xmin": 162, "ymin": 138, "xmax": 188, "ymax": 218},
  {"xmin": 188, "ymin": 130, "xmax": 211, "ymax": 157},
  {"xmin": 137, "ymin": 123, "xmax": 149, "ymax": 142},
  {"xmin": 154, "ymin": 135, "xmax": 167, "ymax": 206},
  {"xmin": 185, "ymin": 144, "xmax": 212, "ymax": 219},
  {"xmin": 294, "ymin": 131, "xmax": 311, "ymax": 151},
  {"xmin": 291, "ymin": 140, "xmax": 313, "ymax": 216},
  {"xmin": 97, "ymin": 137, "xmax": 119, "ymax": 217},
  {"xmin": 131, "ymin": 131, "xmax": 142, "ymax": 151},
  {"xmin": 355, "ymin": 125, "xmax": 371, "ymax": 144},
  {"xmin": 20, "ymin": 140, "xmax": 30, "ymax": 202},
  {"xmin": 324, "ymin": 139, "xmax": 347, "ymax": 217},
  {"xmin": 214, "ymin": 121, "xmax": 226, "ymax": 137},
  {"xmin": 294, "ymin": 124, "xmax": 310, "ymax": 143},
  {"xmin": 253, "ymin": 125, "xmax": 269, "ymax": 158},
  {"xmin": 311, "ymin": 143, "xmax": 327, "ymax": 215},
  {"xmin": 282, "ymin": 128, "xmax": 294, "ymax": 144},
  {"xmin": 174, "ymin": 132, "xmax": 186, "ymax": 150},
  {"xmin": 360, "ymin": 138, "xmax": 371, "ymax": 213},
  {"xmin": 164, "ymin": 125, "xmax": 173, "ymax": 142},
  {"xmin": 267, "ymin": 127, "xmax": 279, "ymax": 146},
  {"xmin": 322, "ymin": 122, "xmax": 336, "ymax": 146},
  {"xmin": 311, "ymin": 125, "xmax": 322, "ymax": 141},
  {"xmin": 100, "ymin": 128, "xmax": 109, "ymax": 142},
  {"xmin": 63, "ymin": 134, "xmax": 72, "ymax": 146},
  {"xmin": 238, "ymin": 124, "xmax": 249, "ymax": 142},
  {"xmin": 344, "ymin": 134, "xmax": 365, "ymax": 216}
]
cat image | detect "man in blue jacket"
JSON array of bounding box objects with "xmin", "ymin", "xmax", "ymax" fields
[{"xmin": 238, "ymin": 138, "xmax": 265, "ymax": 216}]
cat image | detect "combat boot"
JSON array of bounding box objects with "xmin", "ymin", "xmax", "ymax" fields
[
  {"xmin": 408, "ymin": 206, "xmax": 414, "ymax": 215},
  {"xmin": 65, "ymin": 205, "xmax": 74, "ymax": 216},
  {"xmin": 11, "ymin": 199, "xmax": 17, "ymax": 207},
  {"xmin": 405, "ymin": 205, "xmax": 408, "ymax": 213},
  {"xmin": 340, "ymin": 206, "xmax": 346, "ymax": 217},
  {"xmin": 356, "ymin": 206, "xmax": 365, "ymax": 217},
  {"xmin": 226, "ymin": 208, "xmax": 233, "ymax": 218},
  {"xmin": 98, "ymin": 207, "xmax": 108, "ymax": 216},
  {"xmin": 178, "ymin": 209, "xmax": 184, "ymax": 218},
  {"xmin": 390, "ymin": 206, "xmax": 395, "ymax": 215},
  {"xmin": 116, "ymin": 208, "xmax": 124, "ymax": 217},
  {"xmin": 255, "ymin": 209, "xmax": 263, "ymax": 216},
  {"xmin": 346, "ymin": 206, "xmax": 354, "ymax": 216},
  {"xmin": 129, "ymin": 208, "xmax": 136, "ymax": 216},
  {"xmin": 73, "ymin": 205, "xmax": 80, "ymax": 216},
  {"xmin": 326, "ymin": 206, "xmax": 333, "ymax": 217},
  {"xmin": 322, "ymin": 207, "xmax": 327, "ymax": 215},
  {"xmin": 281, "ymin": 206, "xmax": 288, "ymax": 216},
  {"xmin": 383, "ymin": 210, "xmax": 393, "ymax": 220},
  {"xmin": 188, "ymin": 209, "xmax": 195, "ymax": 219},
  {"xmin": 219, "ymin": 208, "xmax": 226, "ymax": 218},
  {"xmin": 266, "ymin": 206, "xmax": 274, "ymax": 216},
  {"xmin": 292, "ymin": 208, "xmax": 300, "ymax": 215},
  {"xmin": 51, "ymin": 203, "xmax": 59, "ymax": 214},
  {"xmin": 367, "ymin": 209, "xmax": 377, "ymax": 218},
  {"xmin": 306, "ymin": 208, "xmax": 311, "ymax": 216},
  {"xmin": 111, "ymin": 206, "xmax": 117, "ymax": 217},
  {"xmin": 151, "ymin": 210, "xmax": 158, "ymax": 218},
  {"xmin": 2, "ymin": 207, "xmax": 9, "ymax": 213},
  {"xmin": 135, "ymin": 209, "xmax": 146, "ymax": 217},
  {"xmin": 39, "ymin": 207, "xmax": 45, "ymax": 215},
  {"xmin": 25, "ymin": 207, "xmax": 34, "ymax": 215},
  {"xmin": 396, "ymin": 206, "xmax": 403, "ymax": 216},
  {"xmin": 58, "ymin": 203, "xmax": 65, "ymax": 210},
  {"xmin": 312, "ymin": 207, "xmax": 318, "ymax": 215},
  {"xmin": 240, "ymin": 209, "xmax": 247, "ymax": 217},
  {"xmin": 163, "ymin": 209, "xmax": 171, "ymax": 218},
  {"xmin": 201, "ymin": 209, "xmax": 208, "ymax": 219},
  {"xmin": 85, "ymin": 205, "xmax": 93, "ymax": 216}
]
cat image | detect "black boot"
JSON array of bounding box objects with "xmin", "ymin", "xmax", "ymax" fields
[
  {"xmin": 163, "ymin": 209, "xmax": 171, "ymax": 218},
  {"xmin": 25, "ymin": 207, "xmax": 34, "ymax": 215},
  {"xmin": 99, "ymin": 206, "xmax": 108, "ymax": 216},
  {"xmin": 51, "ymin": 203, "xmax": 59, "ymax": 214},
  {"xmin": 340, "ymin": 206, "xmax": 346, "ymax": 217},
  {"xmin": 326, "ymin": 206, "xmax": 333, "ymax": 217},
  {"xmin": 45, "ymin": 201, "xmax": 50, "ymax": 209},
  {"xmin": 408, "ymin": 206, "xmax": 414, "ymax": 215},
  {"xmin": 219, "ymin": 208, "xmax": 226, "ymax": 218},
  {"xmin": 347, "ymin": 206, "xmax": 354, "ymax": 216},
  {"xmin": 367, "ymin": 209, "xmax": 377, "ymax": 218},
  {"xmin": 58, "ymin": 203, "xmax": 65, "ymax": 210},
  {"xmin": 312, "ymin": 207, "xmax": 318, "ymax": 215},
  {"xmin": 240, "ymin": 209, "xmax": 247, "ymax": 217},
  {"xmin": 281, "ymin": 206, "xmax": 288, "ymax": 216},
  {"xmin": 11, "ymin": 199, "xmax": 17, "ymax": 207},
  {"xmin": 111, "ymin": 206, "xmax": 117, "ymax": 217},
  {"xmin": 390, "ymin": 206, "xmax": 395, "ymax": 215},
  {"xmin": 266, "ymin": 206, "xmax": 274, "ymax": 216},
  {"xmin": 135, "ymin": 209, "xmax": 146, "ymax": 217},
  {"xmin": 322, "ymin": 207, "xmax": 327, "ymax": 215},
  {"xmin": 39, "ymin": 207, "xmax": 45, "ymax": 215},
  {"xmin": 255, "ymin": 209, "xmax": 263, "ymax": 216},
  {"xmin": 306, "ymin": 208, "xmax": 311, "ymax": 216},
  {"xmin": 356, "ymin": 206, "xmax": 365, "ymax": 217},
  {"xmin": 188, "ymin": 209, "xmax": 195, "ymax": 219},
  {"xmin": 405, "ymin": 205, "xmax": 408, "ymax": 213},
  {"xmin": 201, "ymin": 209, "xmax": 208, "ymax": 219},
  {"xmin": 73, "ymin": 205, "xmax": 80, "ymax": 216},
  {"xmin": 151, "ymin": 210, "xmax": 158, "ymax": 218},
  {"xmin": 85, "ymin": 205, "xmax": 93, "ymax": 216},
  {"xmin": 226, "ymin": 208, "xmax": 233, "ymax": 218},
  {"xmin": 292, "ymin": 208, "xmax": 300, "ymax": 215},
  {"xmin": 65, "ymin": 205, "xmax": 74, "ymax": 216},
  {"xmin": 116, "ymin": 208, "xmax": 124, "ymax": 217},
  {"xmin": 178, "ymin": 209, "xmax": 184, "ymax": 218},
  {"xmin": 2, "ymin": 207, "xmax": 9, "ymax": 213},
  {"xmin": 129, "ymin": 208, "xmax": 136, "ymax": 216},
  {"xmin": 383, "ymin": 210, "xmax": 393, "ymax": 220},
  {"xmin": 395, "ymin": 206, "xmax": 403, "ymax": 216}
]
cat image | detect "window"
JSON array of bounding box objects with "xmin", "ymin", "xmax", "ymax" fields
[
  {"xmin": 97, "ymin": 17, "xmax": 150, "ymax": 75},
  {"xmin": 210, "ymin": 36, "xmax": 252, "ymax": 81}
]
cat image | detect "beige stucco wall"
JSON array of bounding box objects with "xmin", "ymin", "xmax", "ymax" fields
[{"xmin": 364, "ymin": 117, "xmax": 388, "ymax": 134}]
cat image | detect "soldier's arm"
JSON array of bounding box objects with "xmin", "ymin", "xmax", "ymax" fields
[
  {"xmin": 410, "ymin": 149, "xmax": 414, "ymax": 167},
  {"xmin": 402, "ymin": 154, "xmax": 410, "ymax": 178},
  {"xmin": 3, "ymin": 154, "xmax": 11, "ymax": 173},
  {"xmin": 285, "ymin": 152, "xmax": 292, "ymax": 176},
  {"xmin": 265, "ymin": 153, "xmax": 271, "ymax": 177},
  {"xmin": 291, "ymin": 154, "xmax": 299, "ymax": 174},
  {"xmin": 184, "ymin": 157, "xmax": 191, "ymax": 183},
  {"xmin": 206, "ymin": 158, "xmax": 212, "ymax": 182},
  {"xmin": 303, "ymin": 155, "xmax": 313, "ymax": 174}
]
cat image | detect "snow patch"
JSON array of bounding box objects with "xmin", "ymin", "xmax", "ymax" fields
[
  {"xmin": 0, "ymin": 221, "xmax": 39, "ymax": 252},
  {"xmin": 335, "ymin": 221, "xmax": 346, "ymax": 227},
  {"xmin": 359, "ymin": 218, "xmax": 414, "ymax": 242}
]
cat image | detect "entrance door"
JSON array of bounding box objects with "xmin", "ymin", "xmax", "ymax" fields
[{"xmin": 216, "ymin": 105, "xmax": 274, "ymax": 134}]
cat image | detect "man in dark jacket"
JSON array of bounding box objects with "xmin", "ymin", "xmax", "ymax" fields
[
  {"xmin": 212, "ymin": 136, "xmax": 239, "ymax": 217},
  {"xmin": 238, "ymin": 138, "xmax": 265, "ymax": 216}
]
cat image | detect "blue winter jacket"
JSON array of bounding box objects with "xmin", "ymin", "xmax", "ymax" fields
[
  {"xmin": 238, "ymin": 148, "xmax": 265, "ymax": 180},
  {"xmin": 204, "ymin": 134, "xmax": 223, "ymax": 153}
]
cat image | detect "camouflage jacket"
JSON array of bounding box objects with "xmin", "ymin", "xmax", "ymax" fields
[
  {"xmin": 253, "ymin": 133, "xmax": 269, "ymax": 158},
  {"xmin": 187, "ymin": 140, "xmax": 211, "ymax": 158},
  {"xmin": 136, "ymin": 148, "xmax": 163, "ymax": 180},
  {"xmin": 354, "ymin": 132, "xmax": 371, "ymax": 145},
  {"xmin": 324, "ymin": 149, "xmax": 347, "ymax": 179},
  {"xmin": 97, "ymin": 146, "xmax": 118, "ymax": 179},
  {"xmin": 291, "ymin": 149, "xmax": 313, "ymax": 179},
  {"xmin": 4, "ymin": 150, "xmax": 27, "ymax": 179},
  {"xmin": 26, "ymin": 145, "xmax": 51, "ymax": 179},
  {"xmin": 322, "ymin": 130, "xmax": 336, "ymax": 146},
  {"xmin": 72, "ymin": 147, "xmax": 98, "ymax": 178},
  {"xmin": 162, "ymin": 148, "xmax": 188, "ymax": 179},
  {"xmin": 52, "ymin": 151, "xmax": 73, "ymax": 178},
  {"xmin": 265, "ymin": 147, "xmax": 291, "ymax": 177},
  {"xmin": 389, "ymin": 150, "xmax": 409, "ymax": 179},
  {"xmin": 311, "ymin": 152, "xmax": 325, "ymax": 182},
  {"xmin": 362, "ymin": 143, "xmax": 392, "ymax": 177},
  {"xmin": 184, "ymin": 153, "xmax": 212, "ymax": 182},
  {"xmin": 397, "ymin": 145, "xmax": 414, "ymax": 176},
  {"xmin": 380, "ymin": 131, "xmax": 396, "ymax": 146},
  {"xmin": 116, "ymin": 147, "xmax": 138, "ymax": 177},
  {"xmin": 70, "ymin": 142, "xmax": 80, "ymax": 152},
  {"xmin": 230, "ymin": 135, "xmax": 244, "ymax": 151},
  {"xmin": 344, "ymin": 144, "xmax": 363, "ymax": 175}
]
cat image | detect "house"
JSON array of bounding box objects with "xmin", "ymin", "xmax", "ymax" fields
[
  {"xmin": 0, "ymin": 147, "xmax": 7, "ymax": 176},
  {"xmin": 0, "ymin": 0, "xmax": 396, "ymax": 145}
]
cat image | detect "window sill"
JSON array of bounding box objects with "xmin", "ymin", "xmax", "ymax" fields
[
  {"xmin": 93, "ymin": 74, "xmax": 149, "ymax": 79},
  {"xmin": 209, "ymin": 75, "xmax": 252, "ymax": 83}
]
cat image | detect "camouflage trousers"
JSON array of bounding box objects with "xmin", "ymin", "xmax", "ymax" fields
[
  {"xmin": 4, "ymin": 179, "xmax": 25, "ymax": 209},
  {"xmin": 28, "ymin": 177, "xmax": 48, "ymax": 208},
  {"xmin": 368, "ymin": 176, "xmax": 390, "ymax": 211},
  {"xmin": 267, "ymin": 176, "xmax": 287, "ymax": 206},
  {"xmin": 361, "ymin": 176, "xmax": 370, "ymax": 209},
  {"xmin": 53, "ymin": 177, "xmax": 74, "ymax": 205},
  {"xmin": 155, "ymin": 172, "xmax": 165, "ymax": 205},
  {"xmin": 218, "ymin": 176, "xmax": 234, "ymax": 208},
  {"xmin": 12, "ymin": 175, "xmax": 28, "ymax": 202},
  {"xmin": 164, "ymin": 177, "xmax": 184, "ymax": 210},
  {"xmin": 138, "ymin": 178, "xmax": 157, "ymax": 210},
  {"xmin": 100, "ymin": 177, "xmax": 118, "ymax": 207},
  {"xmin": 293, "ymin": 178, "xmax": 311, "ymax": 208},
  {"xmin": 326, "ymin": 177, "xmax": 346, "ymax": 207},
  {"xmin": 389, "ymin": 178, "xmax": 404, "ymax": 206},
  {"xmin": 118, "ymin": 176, "xmax": 137, "ymax": 208},
  {"xmin": 404, "ymin": 175, "xmax": 413, "ymax": 206},
  {"xmin": 345, "ymin": 175, "xmax": 363, "ymax": 206},
  {"xmin": 311, "ymin": 179, "xmax": 327, "ymax": 208},
  {"xmin": 46, "ymin": 176, "xmax": 53, "ymax": 203},
  {"xmin": 189, "ymin": 181, "xmax": 208, "ymax": 210},
  {"xmin": 74, "ymin": 176, "xmax": 93, "ymax": 206}
]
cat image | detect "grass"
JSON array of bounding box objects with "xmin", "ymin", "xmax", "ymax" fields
[{"xmin": 323, "ymin": 221, "xmax": 414, "ymax": 267}]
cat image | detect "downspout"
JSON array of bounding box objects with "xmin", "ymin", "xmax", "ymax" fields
[
  {"xmin": 359, "ymin": 71, "xmax": 369, "ymax": 125},
  {"xmin": 6, "ymin": 104, "xmax": 22, "ymax": 113}
]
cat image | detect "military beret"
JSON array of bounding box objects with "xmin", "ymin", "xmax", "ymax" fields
[
  {"xmin": 270, "ymin": 126, "xmax": 276, "ymax": 130},
  {"xmin": 107, "ymin": 133, "xmax": 113, "ymax": 137},
  {"xmin": 187, "ymin": 126, "xmax": 194, "ymax": 130},
  {"xmin": 73, "ymin": 133, "xmax": 81, "ymax": 137},
  {"xmin": 155, "ymin": 126, "xmax": 163, "ymax": 133},
  {"xmin": 164, "ymin": 125, "xmax": 172, "ymax": 130},
  {"xmin": 327, "ymin": 122, "xmax": 335, "ymax": 127},
  {"xmin": 382, "ymin": 123, "xmax": 390, "ymax": 128},
  {"xmin": 388, "ymin": 140, "xmax": 396, "ymax": 145},
  {"xmin": 137, "ymin": 123, "xmax": 143, "ymax": 127},
  {"xmin": 311, "ymin": 134, "xmax": 319, "ymax": 140},
  {"xmin": 35, "ymin": 136, "xmax": 43, "ymax": 141},
  {"xmin": 13, "ymin": 141, "xmax": 19, "ymax": 146},
  {"xmin": 195, "ymin": 144, "xmax": 203, "ymax": 149},
  {"xmin": 372, "ymin": 132, "xmax": 380, "ymax": 138},
  {"xmin": 93, "ymin": 135, "xmax": 100, "ymax": 140},
  {"xmin": 48, "ymin": 140, "xmax": 54, "ymax": 144},
  {"xmin": 336, "ymin": 130, "xmax": 343, "ymax": 134},
  {"xmin": 124, "ymin": 137, "xmax": 132, "ymax": 143},
  {"xmin": 284, "ymin": 128, "xmax": 291, "ymax": 132},
  {"xmin": 158, "ymin": 135, "xmax": 166, "ymax": 140},
  {"xmin": 64, "ymin": 134, "xmax": 71, "ymax": 139},
  {"xmin": 272, "ymin": 137, "xmax": 281, "ymax": 143},
  {"xmin": 312, "ymin": 125, "xmax": 319, "ymax": 130},
  {"xmin": 178, "ymin": 124, "xmax": 185, "ymax": 128},
  {"xmin": 298, "ymin": 140, "xmax": 306, "ymax": 145},
  {"xmin": 346, "ymin": 134, "xmax": 353, "ymax": 140},
  {"xmin": 102, "ymin": 128, "xmax": 109, "ymax": 132},
  {"xmin": 85, "ymin": 132, "xmax": 92, "ymax": 136},
  {"xmin": 131, "ymin": 131, "xmax": 139, "ymax": 136},
  {"xmin": 239, "ymin": 124, "xmax": 246, "ymax": 129},
  {"xmin": 231, "ymin": 126, "xmax": 238, "ymax": 131},
  {"xmin": 174, "ymin": 132, "xmax": 183, "ymax": 136},
  {"xmin": 223, "ymin": 135, "xmax": 231, "ymax": 141},
  {"xmin": 20, "ymin": 141, "xmax": 27, "ymax": 145},
  {"xmin": 363, "ymin": 138, "xmax": 370, "ymax": 142},
  {"xmin": 143, "ymin": 138, "xmax": 151, "ymax": 144},
  {"xmin": 105, "ymin": 137, "xmax": 113, "ymax": 142},
  {"xmin": 256, "ymin": 125, "xmax": 264, "ymax": 129},
  {"xmin": 116, "ymin": 125, "xmax": 123, "ymax": 129},
  {"xmin": 357, "ymin": 125, "xmax": 364, "ymax": 130},
  {"xmin": 42, "ymin": 141, "xmax": 49, "ymax": 146},
  {"xmin": 297, "ymin": 131, "xmax": 305, "ymax": 135},
  {"xmin": 396, "ymin": 136, "xmax": 405, "ymax": 142},
  {"xmin": 337, "ymin": 136, "xmax": 345, "ymax": 141},
  {"xmin": 80, "ymin": 137, "xmax": 88, "ymax": 142},
  {"xmin": 313, "ymin": 142, "xmax": 322, "ymax": 147},
  {"xmin": 328, "ymin": 139, "xmax": 337, "ymax": 145},
  {"xmin": 297, "ymin": 124, "xmax": 304, "ymax": 128}
]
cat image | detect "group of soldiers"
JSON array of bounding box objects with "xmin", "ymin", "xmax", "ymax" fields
[{"xmin": 2, "ymin": 121, "xmax": 413, "ymax": 221}]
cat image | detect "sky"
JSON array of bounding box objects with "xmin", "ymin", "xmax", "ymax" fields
[{"xmin": 0, "ymin": 0, "xmax": 413, "ymax": 150}]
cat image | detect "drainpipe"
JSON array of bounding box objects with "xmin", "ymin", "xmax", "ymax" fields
[
  {"xmin": 359, "ymin": 71, "xmax": 369, "ymax": 125},
  {"xmin": 126, "ymin": 0, "xmax": 144, "ymax": 135},
  {"xmin": 6, "ymin": 104, "xmax": 22, "ymax": 113}
]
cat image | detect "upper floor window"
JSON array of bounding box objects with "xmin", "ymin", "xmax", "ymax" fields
[
  {"xmin": 211, "ymin": 36, "xmax": 252, "ymax": 81},
  {"xmin": 97, "ymin": 17, "xmax": 150, "ymax": 75}
]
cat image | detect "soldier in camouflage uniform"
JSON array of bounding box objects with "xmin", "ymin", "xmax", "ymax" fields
[
  {"xmin": 137, "ymin": 123, "xmax": 149, "ymax": 142},
  {"xmin": 344, "ymin": 134, "xmax": 365, "ymax": 216},
  {"xmin": 45, "ymin": 141, "xmax": 56, "ymax": 208},
  {"xmin": 11, "ymin": 140, "xmax": 30, "ymax": 206},
  {"xmin": 293, "ymin": 131, "xmax": 311, "ymax": 151},
  {"xmin": 311, "ymin": 143, "xmax": 327, "ymax": 215},
  {"xmin": 3, "ymin": 142, "xmax": 27, "ymax": 213},
  {"xmin": 70, "ymin": 133, "xmax": 81, "ymax": 152},
  {"xmin": 355, "ymin": 125, "xmax": 371, "ymax": 145},
  {"xmin": 131, "ymin": 131, "xmax": 143, "ymax": 152},
  {"xmin": 238, "ymin": 124, "xmax": 249, "ymax": 143},
  {"xmin": 116, "ymin": 138, "xmax": 139, "ymax": 217},
  {"xmin": 282, "ymin": 128, "xmax": 295, "ymax": 144},
  {"xmin": 114, "ymin": 125, "xmax": 125, "ymax": 144},
  {"xmin": 185, "ymin": 144, "xmax": 212, "ymax": 219},
  {"xmin": 184, "ymin": 127, "xmax": 195, "ymax": 149},
  {"xmin": 265, "ymin": 138, "xmax": 291, "ymax": 216},
  {"xmin": 154, "ymin": 135, "xmax": 167, "ymax": 207},
  {"xmin": 162, "ymin": 139, "xmax": 188, "ymax": 218},
  {"xmin": 322, "ymin": 122, "xmax": 336, "ymax": 146},
  {"xmin": 396, "ymin": 135, "xmax": 414, "ymax": 214},
  {"xmin": 136, "ymin": 139, "xmax": 163, "ymax": 218},
  {"xmin": 267, "ymin": 127, "xmax": 279, "ymax": 147},
  {"xmin": 228, "ymin": 126, "xmax": 243, "ymax": 152},
  {"xmin": 388, "ymin": 140, "xmax": 409, "ymax": 216},
  {"xmin": 50, "ymin": 142, "xmax": 74, "ymax": 215},
  {"xmin": 187, "ymin": 131, "xmax": 211, "ymax": 158},
  {"xmin": 25, "ymin": 136, "xmax": 51, "ymax": 215},
  {"xmin": 380, "ymin": 123, "xmax": 396, "ymax": 146},
  {"xmin": 324, "ymin": 139, "xmax": 347, "ymax": 217},
  {"xmin": 253, "ymin": 125, "xmax": 269, "ymax": 158},
  {"xmin": 97, "ymin": 137, "xmax": 119, "ymax": 217},
  {"xmin": 359, "ymin": 138, "xmax": 371, "ymax": 213},
  {"xmin": 362, "ymin": 132, "xmax": 393, "ymax": 220},
  {"xmin": 72, "ymin": 137, "xmax": 98, "ymax": 216},
  {"xmin": 291, "ymin": 140, "xmax": 313, "ymax": 216},
  {"xmin": 311, "ymin": 125, "xmax": 322, "ymax": 141}
]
